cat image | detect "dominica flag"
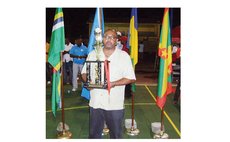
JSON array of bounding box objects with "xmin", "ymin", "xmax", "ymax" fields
[
  {"xmin": 81, "ymin": 8, "xmax": 104, "ymax": 100},
  {"xmin": 51, "ymin": 69, "xmax": 62, "ymax": 117},
  {"xmin": 48, "ymin": 8, "xmax": 65, "ymax": 116},
  {"xmin": 157, "ymin": 8, "xmax": 173, "ymax": 109},
  {"xmin": 128, "ymin": 8, "xmax": 138, "ymax": 92}
]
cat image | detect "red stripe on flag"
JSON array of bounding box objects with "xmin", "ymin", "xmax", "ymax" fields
[
  {"xmin": 156, "ymin": 95, "xmax": 167, "ymax": 109},
  {"xmin": 157, "ymin": 82, "xmax": 173, "ymax": 109},
  {"xmin": 166, "ymin": 82, "xmax": 173, "ymax": 95}
]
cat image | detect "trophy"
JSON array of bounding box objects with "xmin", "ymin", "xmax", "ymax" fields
[{"xmin": 84, "ymin": 28, "xmax": 109, "ymax": 89}]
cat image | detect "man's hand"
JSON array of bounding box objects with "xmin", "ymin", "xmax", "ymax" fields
[{"xmin": 110, "ymin": 81, "xmax": 116, "ymax": 88}]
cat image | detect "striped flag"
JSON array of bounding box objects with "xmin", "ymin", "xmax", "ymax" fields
[
  {"xmin": 51, "ymin": 69, "xmax": 62, "ymax": 117},
  {"xmin": 156, "ymin": 8, "xmax": 173, "ymax": 109},
  {"xmin": 81, "ymin": 8, "xmax": 104, "ymax": 100},
  {"xmin": 128, "ymin": 8, "xmax": 138, "ymax": 92},
  {"xmin": 48, "ymin": 8, "xmax": 65, "ymax": 116}
]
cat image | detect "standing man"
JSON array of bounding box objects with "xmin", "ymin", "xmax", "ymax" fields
[
  {"xmin": 69, "ymin": 36, "xmax": 88, "ymax": 92},
  {"xmin": 46, "ymin": 40, "xmax": 52, "ymax": 84},
  {"xmin": 81, "ymin": 29, "xmax": 136, "ymax": 139},
  {"xmin": 63, "ymin": 38, "xmax": 73, "ymax": 85}
]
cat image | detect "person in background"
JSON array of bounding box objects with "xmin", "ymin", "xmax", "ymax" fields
[
  {"xmin": 81, "ymin": 29, "xmax": 136, "ymax": 138},
  {"xmin": 116, "ymin": 31, "xmax": 123, "ymax": 50},
  {"xmin": 69, "ymin": 36, "xmax": 88, "ymax": 92},
  {"xmin": 138, "ymin": 41, "xmax": 144, "ymax": 60},
  {"xmin": 46, "ymin": 40, "xmax": 52, "ymax": 85},
  {"xmin": 63, "ymin": 38, "xmax": 73, "ymax": 85},
  {"xmin": 120, "ymin": 35, "xmax": 129, "ymax": 54},
  {"xmin": 172, "ymin": 43, "xmax": 181, "ymax": 105}
]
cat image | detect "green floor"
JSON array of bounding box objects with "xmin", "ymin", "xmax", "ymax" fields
[{"xmin": 46, "ymin": 84, "xmax": 180, "ymax": 139}]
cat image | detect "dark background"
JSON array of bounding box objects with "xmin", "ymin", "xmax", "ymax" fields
[{"xmin": 46, "ymin": 8, "xmax": 180, "ymax": 41}]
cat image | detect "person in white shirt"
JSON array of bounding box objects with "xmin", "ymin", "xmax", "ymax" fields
[
  {"xmin": 63, "ymin": 38, "xmax": 73, "ymax": 84},
  {"xmin": 116, "ymin": 31, "xmax": 123, "ymax": 50},
  {"xmin": 81, "ymin": 29, "xmax": 136, "ymax": 139}
]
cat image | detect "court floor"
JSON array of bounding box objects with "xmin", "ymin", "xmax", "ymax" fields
[{"xmin": 46, "ymin": 84, "xmax": 180, "ymax": 139}]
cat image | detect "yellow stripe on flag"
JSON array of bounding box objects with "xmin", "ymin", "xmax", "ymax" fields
[
  {"xmin": 54, "ymin": 12, "xmax": 63, "ymax": 21},
  {"xmin": 129, "ymin": 14, "xmax": 138, "ymax": 66},
  {"xmin": 129, "ymin": 8, "xmax": 138, "ymax": 92},
  {"xmin": 54, "ymin": 62, "xmax": 62, "ymax": 71}
]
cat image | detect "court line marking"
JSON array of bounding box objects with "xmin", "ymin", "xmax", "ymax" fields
[
  {"xmin": 46, "ymin": 102, "xmax": 156, "ymax": 113},
  {"xmin": 145, "ymin": 85, "xmax": 181, "ymax": 137}
]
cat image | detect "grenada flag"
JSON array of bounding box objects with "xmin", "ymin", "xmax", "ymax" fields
[{"xmin": 156, "ymin": 8, "xmax": 173, "ymax": 109}]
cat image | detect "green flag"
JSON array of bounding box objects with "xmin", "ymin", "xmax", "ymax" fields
[
  {"xmin": 48, "ymin": 8, "xmax": 65, "ymax": 116},
  {"xmin": 51, "ymin": 70, "xmax": 61, "ymax": 117},
  {"xmin": 48, "ymin": 8, "xmax": 65, "ymax": 71}
]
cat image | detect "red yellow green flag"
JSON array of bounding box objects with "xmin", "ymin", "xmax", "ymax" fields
[{"xmin": 157, "ymin": 8, "xmax": 173, "ymax": 109}]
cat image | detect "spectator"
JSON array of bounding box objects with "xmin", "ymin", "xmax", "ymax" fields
[
  {"xmin": 63, "ymin": 38, "xmax": 73, "ymax": 84},
  {"xmin": 69, "ymin": 36, "xmax": 88, "ymax": 92}
]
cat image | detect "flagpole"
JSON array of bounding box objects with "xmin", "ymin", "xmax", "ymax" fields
[
  {"xmin": 160, "ymin": 108, "xmax": 164, "ymax": 132},
  {"xmin": 131, "ymin": 92, "xmax": 134, "ymax": 128},
  {"xmin": 153, "ymin": 8, "xmax": 171, "ymax": 139},
  {"xmin": 61, "ymin": 53, "xmax": 65, "ymax": 130},
  {"xmin": 153, "ymin": 106, "xmax": 169, "ymax": 139},
  {"xmin": 57, "ymin": 52, "xmax": 72, "ymax": 139},
  {"xmin": 126, "ymin": 86, "xmax": 140, "ymax": 136}
]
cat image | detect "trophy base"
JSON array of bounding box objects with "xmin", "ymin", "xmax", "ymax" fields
[
  {"xmin": 84, "ymin": 83, "xmax": 107, "ymax": 89},
  {"xmin": 57, "ymin": 130, "xmax": 72, "ymax": 139},
  {"xmin": 153, "ymin": 132, "xmax": 169, "ymax": 139},
  {"xmin": 126, "ymin": 127, "xmax": 140, "ymax": 136},
  {"xmin": 102, "ymin": 128, "xmax": 109, "ymax": 136}
]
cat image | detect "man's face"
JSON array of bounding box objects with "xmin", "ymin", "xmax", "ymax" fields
[
  {"xmin": 75, "ymin": 38, "xmax": 82, "ymax": 46},
  {"xmin": 103, "ymin": 30, "xmax": 117, "ymax": 49}
]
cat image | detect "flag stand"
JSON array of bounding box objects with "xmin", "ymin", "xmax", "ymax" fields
[
  {"xmin": 102, "ymin": 122, "xmax": 109, "ymax": 136},
  {"xmin": 153, "ymin": 108, "xmax": 169, "ymax": 139},
  {"xmin": 126, "ymin": 91, "xmax": 140, "ymax": 136},
  {"xmin": 57, "ymin": 53, "xmax": 72, "ymax": 139}
]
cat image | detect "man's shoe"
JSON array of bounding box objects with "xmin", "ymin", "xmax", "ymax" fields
[{"xmin": 72, "ymin": 88, "xmax": 76, "ymax": 92}]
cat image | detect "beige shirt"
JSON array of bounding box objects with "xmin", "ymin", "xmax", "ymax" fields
[{"xmin": 81, "ymin": 48, "xmax": 136, "ymax": 110}]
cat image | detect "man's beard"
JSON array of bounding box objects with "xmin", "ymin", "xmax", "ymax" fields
[{"xmin": 104, "ymin": 41, "xmax": 114, "ymax": 49}]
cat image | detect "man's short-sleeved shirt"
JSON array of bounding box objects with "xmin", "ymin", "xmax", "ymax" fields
[
  {"xmin": 63, "ymin": 43, "xmax": 73, "ymax": 62},
  {"xmin": 82, "ymin": 48, "xmax": 136, "ymax": 110},
  {"xmin": 69, "ymin": 44, "xmax": 88, "ymax": 64}
]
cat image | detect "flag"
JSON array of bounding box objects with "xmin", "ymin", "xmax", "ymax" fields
[
  {"xmin": 51, "ymin": 69, "xmax": 62, "ymax": 117},
  {"xmin": 87, "ymin": 8, "xmax": 104, "ymax": 54},
  {"xmin": 156, "ymin": 8, "xmax": 173, "ymax": 109},
  {"xmin": 128, "ymin": 8, "xmax": 138, "ymax": 92},
  {"xmin": 81, "ymin": 8, "xmax": 104, "ymax": 100},
  {"xmin": 48, "ymin": 8, "xmax": 65, "ymax": 116},
  {"xmin": 129, "ymin": 8, "xmax": 138, "ymax": 66}
]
